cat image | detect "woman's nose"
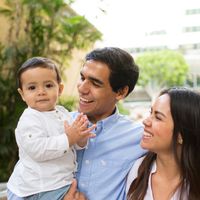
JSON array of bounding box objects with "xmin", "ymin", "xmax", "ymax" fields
[{"xmin": 143, "ymin": 116, "xmax": 151, "ymax": 127}]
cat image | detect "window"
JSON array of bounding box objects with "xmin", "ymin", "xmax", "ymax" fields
[
  {"xmin": 186, "ymin": 8, "xmax": 200, "ymax": 15},
  {"xmin": 183, "ymin": 26, "xmax": 200, "ymax": 33}
]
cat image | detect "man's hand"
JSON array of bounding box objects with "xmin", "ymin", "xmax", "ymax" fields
[{"xmin": 63, "ymin": 179, "xmax": 87, "ymax": 200}]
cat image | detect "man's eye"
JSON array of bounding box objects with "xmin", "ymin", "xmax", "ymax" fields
[
  {"xmin": 28, "ymin": 86, "xmax": 35, "ymax": 90},
  {"xmin": 80, "ymin": 76, "xmax": 85, "ymax": 81},
  {"xmin": 93, "ymin": 82, "xmax": 100, "ymax": 87}
]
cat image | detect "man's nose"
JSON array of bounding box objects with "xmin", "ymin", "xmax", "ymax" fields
[{"xmin": 77, "ymin": 80, "xmax": 90, "ymax": 94}]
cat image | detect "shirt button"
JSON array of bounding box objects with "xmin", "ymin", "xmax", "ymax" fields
[
  {"xmin": 85, "ymin": 160, "xmax": 90, "ymax": 164},
  {"xmin": 81, "ymin": 183, "xmax": 85, "ymax": 187},
  {"xmin": 100, "ymin": 160, "xmax": 107, "ymax": 166}
]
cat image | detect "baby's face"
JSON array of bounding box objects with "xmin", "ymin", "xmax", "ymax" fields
[{"xmin": 18, "ymin": 67, "xmax": 63, "ymax": 112}]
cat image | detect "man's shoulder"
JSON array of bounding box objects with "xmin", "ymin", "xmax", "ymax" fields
[{"xmin": 117, "ymin": 114, "xmax": 143, "ymax": 128}]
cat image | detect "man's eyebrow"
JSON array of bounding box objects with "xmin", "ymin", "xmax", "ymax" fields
[
  {"xmin": 89, "ymin": 77, "xmax": 104, "ymax": 85},
  {"xmin": 80, "ymin": 71, "xmax": 104, "ymax": 85}
]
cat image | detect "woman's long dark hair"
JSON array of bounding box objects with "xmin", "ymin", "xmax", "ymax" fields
[{"xmin": 127, "ymin": 87, "xmax": 200, "ymax": 200}]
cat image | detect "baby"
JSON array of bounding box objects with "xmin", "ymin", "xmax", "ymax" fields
[{"xmin": 7, "ymin": 57, "xmax": 95, "ymax": 200}]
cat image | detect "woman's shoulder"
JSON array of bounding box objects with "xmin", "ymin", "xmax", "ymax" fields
[{"xmin": 126, "ymin": 156, "xmax": 146, "ymax": 194}]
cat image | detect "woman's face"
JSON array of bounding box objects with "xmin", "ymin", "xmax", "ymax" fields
[{"xmin": 141, "ymin": 94, "xmax": 174, "ymax": 154}]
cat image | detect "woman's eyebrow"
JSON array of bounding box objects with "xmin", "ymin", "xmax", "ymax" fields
[{"xmin": 155, "ymin": 110, "xmax": 166, "ymax": 118}]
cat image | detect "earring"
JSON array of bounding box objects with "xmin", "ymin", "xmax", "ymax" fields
[{"xmin": 178, "ymin": 137, "xmax": 183, "ymax": 145}]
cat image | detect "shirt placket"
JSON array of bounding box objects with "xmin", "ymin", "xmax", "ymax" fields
[{"xmin": 79, "ymin": 122, "xmax": 103, "ymax": 192}]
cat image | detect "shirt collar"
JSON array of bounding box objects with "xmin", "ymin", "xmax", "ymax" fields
[
  {"xmin": 151, "ymin": 160, "xmax": 157, "ymax": 174},
  {"xmin": 89, "ymin": 107, "xmax": 120, "ymax": 131}
]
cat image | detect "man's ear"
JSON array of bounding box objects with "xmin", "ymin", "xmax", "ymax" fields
[
  {"xmin": 58, "ymin": 83, "xmax": 64, "ymax": 96},
  {"xmin": 116, "ymin": 86, "xmax": 129, "ymax": 101},
  {"xmin": 17, "ymin": 88, "xmax": 26, "ymax": 102}
]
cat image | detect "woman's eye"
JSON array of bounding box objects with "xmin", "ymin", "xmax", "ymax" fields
[{"xmin": 155, "ymin": 115, "xmax": 162, "ymax": 120}]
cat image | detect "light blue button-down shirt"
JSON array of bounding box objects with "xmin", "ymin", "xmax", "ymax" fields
[{"xmin": 71, "ymin": 108, "xmax": 146, "ymax": 200}]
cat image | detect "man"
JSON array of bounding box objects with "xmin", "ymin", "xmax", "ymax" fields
[{"xmin": 65, "ymin": 47, "xmax": 146, "ymax": 200}]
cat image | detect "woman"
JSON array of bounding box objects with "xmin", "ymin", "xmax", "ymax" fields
[{"xmin": 126, "ymin": 87, "xmax": 200, "ymax": 200}]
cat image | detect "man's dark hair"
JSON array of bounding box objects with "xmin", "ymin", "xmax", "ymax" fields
[{"xmin": 85, "ymin": 47, "xmax": 139, "ymax": 96}]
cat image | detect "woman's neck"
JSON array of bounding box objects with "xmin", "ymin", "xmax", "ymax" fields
[
  {"xmin": 151, "ymin": 153, "xmax": 182, "ymax": 200},
  {"xmin": 156, "ymin": 153, "xmax": 181, "ymax": 180}
]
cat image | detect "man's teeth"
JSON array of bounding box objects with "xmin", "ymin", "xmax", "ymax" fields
[{"xmin": 80, "ymin": 98, "xmax": 91, "ymax": 103}]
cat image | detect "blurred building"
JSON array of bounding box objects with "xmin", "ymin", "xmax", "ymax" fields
[{"xmin": 126, "ymin": 0, "xmax": 200, "ymax": 88}]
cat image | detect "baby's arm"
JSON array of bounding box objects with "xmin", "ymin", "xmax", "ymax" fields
[
  {"xmin": 16, "ymin": 111, "xmax": 69, "ymax": 162},
  {"xmin": 64, "ymin": 113, "xmax": 96, "ymax": 147}
]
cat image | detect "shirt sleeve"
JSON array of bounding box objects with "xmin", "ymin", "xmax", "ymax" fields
[
  {"xmin": 74, "ymin": 140, "xmax": 88, "ymax": 150},
  {"xmin": 15, "ymin": 111, "xmax": 69, "ymax": 162}
]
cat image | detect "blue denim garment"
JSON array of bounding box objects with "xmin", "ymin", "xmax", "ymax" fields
[
  {"xmin": 7, "ymin": 189, "xmax": 24, "ymax": 200},
  {"xmin": 7, "ymin": 185, "xmax": 70, "ymax": 200}
]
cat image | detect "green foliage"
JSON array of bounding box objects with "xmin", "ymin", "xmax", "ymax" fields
[
  {"xmin": 117, "ymin": 101, "xmax": 130, "ymax": 115},
  {"xmin": 0, "ymin": 0, "xmax": 101, "ymax": 181},
  {"xmin": 136, "ymin": 50, "xmax": 189, "ymax": 88},
  {"xmin": 59, "ymin": 96, "xmax": 77, "ymax": 112}
]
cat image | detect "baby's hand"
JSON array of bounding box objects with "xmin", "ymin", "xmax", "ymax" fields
[{"xmin": 64, "ymin": 113, "xmax": 96, "ymax": 146}]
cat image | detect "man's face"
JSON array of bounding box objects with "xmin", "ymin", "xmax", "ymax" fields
[{"xmin": 77, "ymin": 60, "xmax": 120, "ymax": 123}]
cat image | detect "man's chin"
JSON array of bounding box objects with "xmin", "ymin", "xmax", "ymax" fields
[{"xmin": 78, "ymin": 107, "xmax": 87, "ymax": 115}]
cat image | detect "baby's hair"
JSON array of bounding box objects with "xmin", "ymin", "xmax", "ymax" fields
[{"xmin": 17, "ymin": 57, "xmax": 61, "ymax": 89}]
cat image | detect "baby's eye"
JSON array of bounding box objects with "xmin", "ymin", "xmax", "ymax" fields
[
  {"xmin": 46, "ymin": 83, "xmax": 54, "ymax": 88},
  {"xmin": 28, "ymin": 85, "xmax": 36, "ymax": 90}
]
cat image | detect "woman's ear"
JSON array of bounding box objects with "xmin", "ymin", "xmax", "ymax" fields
[
  {"xmin": 17, "ymin": 88, "xmax": 26, "ymax": 102},
  {"xmin": 58, "ymin": 83, "xmax": 64, "ymax": 96},
  {"xmin": 116, "ymin": 86, "xmax": 129, "ymax": 101}
]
